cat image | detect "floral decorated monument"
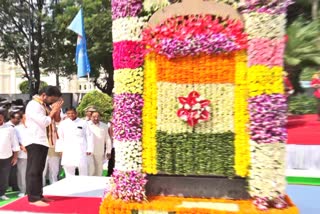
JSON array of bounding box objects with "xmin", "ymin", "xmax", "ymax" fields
[{"xmin": 100, "ymin": 0, "xmax": 299, "ymax": 213}]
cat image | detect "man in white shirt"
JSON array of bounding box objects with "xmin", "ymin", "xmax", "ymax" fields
[
  {"xmin": 56, "ymin": 107, "xmax": 93, "ymax": 177},
  {"xmin": 0, "ymin": 111, "xmax": 20, "ymax": 200},
  {"xmin": 6, "ymin": 112, "xmax": 22, "ymax": 192},
  {"xmin": 15, "ymin": 113, "xmax": 28, "ymax": 197},
  {"xmin": 25, "ymin": 86, "xmax": 63, "ymax": 206},
  {"xmin": 88, "ymin": 111, "xmax": 112, "ymax": 176}
]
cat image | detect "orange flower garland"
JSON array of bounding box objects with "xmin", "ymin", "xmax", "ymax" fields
[
  {"xmin": 100, "ymin": 195, "xmax": 299, "ymax": 214},
  {"xmin": 156, "ymin": 53, "xmax": 236, "ymax": 84}
]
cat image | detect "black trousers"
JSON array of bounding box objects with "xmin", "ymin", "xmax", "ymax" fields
[
  {"xmin": 9, "ymin": 157, "xmax": 19, "ymax": 191},
  {"xmin": 107, "ymin": 148, "xmax": 115, "ymax": 176},
  {"xmin": 26, "ymin": 144, "xmax": 48, "ymax": 202},
  {"xmin": 0, "ymin": 157, "xmax": 11, "ymax": 196}
]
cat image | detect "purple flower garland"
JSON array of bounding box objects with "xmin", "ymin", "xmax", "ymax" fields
[
  {"xmin": 248, "ymin": 94, "xmax": 287, "ymax": 144},
  {"xmin": 111, "ymin": 0, "xmax": 143, "ymax": 20},
  {"xmin": 113, "ymin": 93, "xmax": 144, "ymax": 141}
]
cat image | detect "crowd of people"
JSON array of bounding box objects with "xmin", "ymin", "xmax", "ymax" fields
[{"xmin": 0, "ymin": 86, "xmax": 114, "ymax": 206}]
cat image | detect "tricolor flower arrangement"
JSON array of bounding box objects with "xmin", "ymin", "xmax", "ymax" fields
[{"xmin": 103, "ymin": 0, "xmax": 295, "ymax": 213}]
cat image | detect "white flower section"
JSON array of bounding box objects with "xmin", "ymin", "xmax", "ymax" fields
[
  {"xmin": 114, "ymin": 140, "xmax": 143, "ymax": 172},
  {"xmin": 112, "ymin": 17, "xmax": 147, "ymax": 42},
  {"xmin": 248, "ymin": 140, "xmax": 286, "ymax": 198},
  {"xmin": 243, "ymin": 13, "xmax": 286, "ymax": 39}
]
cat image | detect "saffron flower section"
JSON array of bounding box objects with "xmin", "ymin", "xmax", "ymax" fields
[
  {"xmin": 109, "ymin": 170, "xmax": 147, "ymax": 202},
  {"xmin": 248, "ymin": 94, "xmax": 287, "ymax": 144},
  {"xmin": 142, "ymin": 15, "xmax": 247, "ymax": 58},
  {"xmin": 113, "ymin": 41, "xmax": 145, "ymax": 70},
  {"xmin": 177, "ymin": 91, "xmax": 211, "ymax": 127},
  {"xmin": 113, "ymin": 93, "xmax": 143, "ymax": 141},
  {"xmin": 111, "ymin": 0, "xmax": 142, "ymax": 20}
]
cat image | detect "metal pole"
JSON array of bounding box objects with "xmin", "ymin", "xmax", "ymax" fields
[{"xmin": 28, "ymin": 0, "xmax": 34, "ymax": 98}]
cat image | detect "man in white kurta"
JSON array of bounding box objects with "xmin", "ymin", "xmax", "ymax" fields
[
  {"xmin": 15, "ymin": 113, "xmax": 28, "ymax": 197},
  {"xmin": 0, "ymin": 112, "xmax": 20, "ymax": 200},
  {"xmin": 56, "ymin": 107, "xmax": 93, "ymax": 177},
  {"xmin": 88, "ymin": 111, "xmax": 112, "ymax": 176}
]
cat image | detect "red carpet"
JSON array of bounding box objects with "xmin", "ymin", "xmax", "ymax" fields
[
  {"xmin": 0, "ymin": 195, "xmax": 101, "ymax": 214},
  {"xmin": 287, "ymin": 114, "xmax": 320, "ymax": 145}
]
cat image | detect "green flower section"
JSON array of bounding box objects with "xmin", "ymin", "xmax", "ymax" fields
[{"xmin": 156, "ymin": 131, "xmax": 235, "ymax": 176}]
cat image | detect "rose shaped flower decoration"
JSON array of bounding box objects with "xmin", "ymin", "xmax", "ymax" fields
[{"xmin": 177, "ymin": 91, "xmax": 211, "ymax": 127}]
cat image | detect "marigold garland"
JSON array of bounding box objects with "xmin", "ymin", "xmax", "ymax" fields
[
  {"xmin": 114, "ymin": 68, "xmax": 144, "ymax": 94},
  {"xmin": 234, "ymin": 51, "xmax": 250, "ymax": 177},
  {"xmin": 247, "ymin": 65, "xmax": 284, "ymax": 97},
  {"xmin": 142, "ymin": 53, "xmax": 158, "ymax": 174},
  {"xmin": 156, "ymin": 53, "xmax": 236, "ymax": 84},
  {"xmin": 100, "ymin": 195, "xmax": 298, "ymax": 214}
]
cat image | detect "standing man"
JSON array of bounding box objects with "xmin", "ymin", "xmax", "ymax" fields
[
  {"xmin": 25, "ymin": 86, "xmax": 63, "ymax": 206},
  {"xmin": 15, "ymin": 112, "xmax": 28, "ymax": 197},
  {"xmin": 83, "ymin": 106, "xmax": 97, "ymax": 121},
  {"xmin": 6, "ymin": 112, "xmax": 22, "ymax": 192},
  {"xmin": 0, "ymin": 111, "xmax": 20, "ymax": 200},
  {"xmin": 57, "ymin": 107, "xmax": 93, "ymax": 177},
  {"xmin": 88, "ymin": 111, "xmax": 112, "ymax": 176}
]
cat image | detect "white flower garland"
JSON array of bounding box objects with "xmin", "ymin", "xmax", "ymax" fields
[
  {"xmin": 248, "ymin": 140, "xmax": 286, "ymax": 198},
  {"xmin": 143, "ymin": 0, "xmax": 170, "ymax": 12},
  {"xmin": 243, "ymin": 13, "xmax": 286, "ymax": 39},
  {"xmin": 114, "ymin": 140, "xmax": 143, "ymax": 172},
  {"xmin": 112, "ymin": 17, "xmax": 147, "ymax": 42},
  {"xmin": 114, "ymin": 68, "xmax": 144, "ymax": 94}
]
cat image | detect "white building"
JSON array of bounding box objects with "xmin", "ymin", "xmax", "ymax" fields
[{"xmin": 0, "ymin": 60, "xmax": 96, "ymax": 94}]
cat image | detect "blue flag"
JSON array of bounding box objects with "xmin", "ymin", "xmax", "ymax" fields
[{"xmin": 67, "ymin": 8, "xmax": 91, "ymax": 77}]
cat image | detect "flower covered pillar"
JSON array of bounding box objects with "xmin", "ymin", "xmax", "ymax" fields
[
  {"xmin": 241, "ymin": 0, "xmax": 293, "ymax": 210},
  {"xmin": 110, "ymin": 0, "xmax": 147, "ymax": 202}
]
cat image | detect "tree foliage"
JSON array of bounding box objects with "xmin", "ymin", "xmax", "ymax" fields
[
  {"xmin": 0, "ymin": 0, "xmax": 53, "ymax": 95},
  {"xmin": 0, "ymin": 0, "xmax": 114, "ymax": 95},
  {"xmin": 285, "ymin": 17, "xmax": 320, "ymax": 93},
  {"xmin": 76, "ymin": 90, "xmax": 113, "ymax": 122},
  {"xmin": 19, "ymin": 80, "xmax": 48, "ymax": 94},
  {"xmin": 44, "ymin": 0, "xmax": 114, "ymax": 95}
]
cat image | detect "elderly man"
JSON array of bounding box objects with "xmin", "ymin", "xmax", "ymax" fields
[
  {"xmin": 0, "ymin": 111, "xmax": 20, "ymax": 200},
  {"xmin": 88, "ymin": 111, "xmax": 112, "ymax": 176},
  {"xmin": 83, "ymin": 106, "xmax": 97, "ymax": 121}
]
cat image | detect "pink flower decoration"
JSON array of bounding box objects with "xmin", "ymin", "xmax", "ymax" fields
[
  {"xmin": 248, "ymin": 38, "xmax": 285, "ymax": 67},
  {"xmin": 113, "ymin": 41, "xmax": 145, "ymax": 70},
  {"xmin": 177, "ymin": 91, "xmax": 211, "ymax": 127}
]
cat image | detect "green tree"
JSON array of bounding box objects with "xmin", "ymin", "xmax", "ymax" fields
[
  {"xmin": 0, "ymin": 0, "xmax": 53, "ymax": 95},
  {"xmin": 76, "ymin": 90, "xmax": 113, "ymax": 122},
  {"xmin": 285, "ymin": 18, "xmax": 320, "ymax": 93},
  {"xmin": 19, "ymin": 80, "xmax": 48, "ymax": 94},
  {"xmin": 43, "ymin": 0, "xmax": 114, "ymax": 95}
]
